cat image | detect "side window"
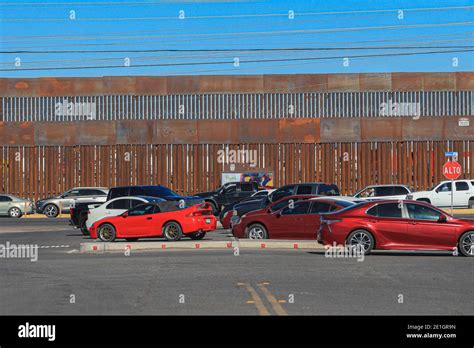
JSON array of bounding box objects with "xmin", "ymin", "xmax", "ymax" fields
[
  {"xmin": 455, "ymin": 182, "xmax": 469, "ymax": 191},
  {"xmin": 358, "ymin": 187, "xmax": 375, "ymax": 198},
  {"xmin": 107, "ymin": 199, "xmax": 130, "ymax": 210},
  {"xmin": 109, "ymin": 187, "xmax": 129, "ymax": 199},
  {"xmin": 128, "ymin": 204, "xmax": 155, "ymax": 216},
  {"xmin": 130, "ymin": 199, "xmax": 144, "ymax": 208},
  {"xmin": 393, "ymin": 186, "xmax": 409, "ymax": 195},
  {"xmin": 310, "ymin": 202, "xmax": 332, "ymax": 214},
  {"xmin": 296, "ymin": 185, "xmax": 312, "ymax": 195},
  {"xmin": 271, "ymin": 186, "xmax": 295, "ymax": 201},
  {"xmin": 240, "ymin": 183, "xmax": 254, "ymax": 192},
  {"xmin": 130, "ymin": 187, "xmax": 147, "ymax": 196},
  {"xmin": 375, "ymin": 187, "xmax": 394, "ymax": 197},
  {"xmin": 270, "ymin": 198, "xmax": 299, "ymax": 212},
  {"xmin": 281, "ymin": 202, "xmax": 310, "ymax": 215},
  {"xmin": 79, "ymin": 189, "xmax": 103, "ymax": 196},
  {"xmin": 406, "ymin": 203, "xmax": 442, "ymax": 221},
  {"xmin": 436, "ymin": 183, "xmax": 452, "ymax": 192},
  {"xmin": 366, "ymin": 203, "xmax": 402, "ymax": 218},
  {"xmin": 318, "ymin": 185, "xmax": 339, "ymax": 196},
  {"xmin": 225, "ymin": 184, "xmax": 237, "ymax": 194},
  {"xmin": 0, "ymin": 195, "xmax": 12, "ymax": 202},
  {"xmin": 64, "ymin": 189, "xmax": 81, "ymax": 197}
]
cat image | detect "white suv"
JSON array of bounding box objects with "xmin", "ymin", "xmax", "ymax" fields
[{"xmin": 406, "ymin": 180, "xmax": 474, "ymax": 208}]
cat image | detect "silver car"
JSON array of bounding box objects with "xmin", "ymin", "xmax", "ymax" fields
[
  {"xmin": 0, "ymin": 194, "xmax": 34, "ymax": 218},
  {"xmin": 36, "ymin": 187, "xmax": 109, "ymax": 218}
]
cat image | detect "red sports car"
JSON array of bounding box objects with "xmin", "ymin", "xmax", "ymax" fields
[
  {"xmin": 318, "ymin": 200, "xmax": 474, "ymax": 256},
  {"xmin": 232, "ymin": 197, "xmax": 358, "ymax": 240},
  {"xmin": 89, "ymin": 202, "xmax": 217, "ymax": 242}
]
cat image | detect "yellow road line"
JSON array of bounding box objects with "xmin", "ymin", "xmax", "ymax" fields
[
  {"xmin": 237, "ymin": 282, "xmax": 270, "ymax": 316},
  {"xmin": 257, "ymin": 282, "xmax": 288, "ymax": 316}
]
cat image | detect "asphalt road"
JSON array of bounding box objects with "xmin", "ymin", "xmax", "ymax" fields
[{"xmin": 0, "ymin": 217, "xmax": 473, "ymax": 315}]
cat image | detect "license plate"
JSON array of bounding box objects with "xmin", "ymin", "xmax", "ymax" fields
[{"xmin": 205, "ymin": 218, "xmax": 211, "ymax": 224}]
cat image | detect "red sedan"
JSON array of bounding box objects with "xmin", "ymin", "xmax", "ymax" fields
[
  {"xmin": 318, "ymin": 200, "xmax": 474, "ymax": 257},
  {"xmin": 232, "ymin": 197, "xmax": 358, "ymax": 240},
  {"xmin": 89, "ymin": 202, "xmax": 217, "ymax": 242}
]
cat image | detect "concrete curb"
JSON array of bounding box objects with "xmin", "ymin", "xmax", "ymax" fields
[
  {"xmin": 22, "ymin": 214, "xmax": 69, "ymax": 219},
  {"xmin": 79, "ymin": 239, "xmax": 325, "ymax": 253}
]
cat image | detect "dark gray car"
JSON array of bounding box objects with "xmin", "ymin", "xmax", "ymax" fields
[{"xmin": 36, "ymin": 187, "xmax": 109, "ymax": 218}]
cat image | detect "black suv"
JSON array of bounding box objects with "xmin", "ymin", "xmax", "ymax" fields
[
  {"xmin": 195, "ymin": 182, "xmax": 261, "ymax": 214},
  {"xmin": 107, "ymin": 185, "xmax": 203, "ymax": 206}
]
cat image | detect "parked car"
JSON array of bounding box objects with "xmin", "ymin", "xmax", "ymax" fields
[
  {"xmin": 195, "ymin": 182, "xmax": 261, "ymax": 214},
  {"xmin": 89, "ymin": 202, "xmax": 217, "ymax": 242},
  {"xmin": 318, "ymin": 200, "xmax": 474, "ymax": 257},
  {"xmin": 232, "ymin": 197, "xmax": 360, "ymax": 240},
  {"xmin": 222, "ymin": 183, "xmax": 340, "ymax": 229},
  {"xmin": 0, "ymin": 194, "xmax": 34, "ymax": 218},
  {"xmin": 36, "ymin": 187, "xmax": 109, "ymax": 218},
  {"xmin": 107, "ymin": 185, "xmax": 203, "ymax": 207},
  {"xmin": 406, "ymin": 180, "xmax": 474, "ymax": 208},
  {"xmin": 353, "ymin": 185, "xmax": 412, "ymax": 200},
  {"xmin": 219, "ymin": 189, "xmax": 275, "ymax": 226}
]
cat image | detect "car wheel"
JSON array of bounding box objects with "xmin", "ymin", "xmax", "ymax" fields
[
  {"xmin": 98, "ymin": 223, "xmax": 116, "ymax": 242},
  {"xmin": 468, "ymin": 199, "xmax": 474, "ymax": 209},
  {"xmin": 163, "ymin": 222, "xmax": 183, "ymax": 241},
  {"xmin": 246, "ymin": 223, "xmax": 268, "ymax": 239},
  {"xmin": 346, "ymin": 229, "xmax": 375, "ymax": 254},
  {"xmin": 44, "ymin": 204, "xmax": 59, "ymax": 218},
  {"xmin": 458, "ymin": 231, "xmax": 474, "ymax": 257},
  {"xmin": 189, "ymin": 231, "xmax": 206, "ymax": 240},
  {"xmin": 125, "ymin": 238, "xmax": 139, "ymax": 242},
  {"xmin": 8, "ymin": 207, "xmax": 22, "ymax": 218}
]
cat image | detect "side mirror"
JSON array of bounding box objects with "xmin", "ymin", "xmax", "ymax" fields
[
  {"xmin": 122, "ymin": 212, "xmax": 128, "ymax": 218},
  {"xmin": 438, "ymin": 215, "xmax": 447, "ymax": 223}
]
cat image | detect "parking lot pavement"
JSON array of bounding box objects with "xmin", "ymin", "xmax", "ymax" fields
[{"xmin": 0, "ymin": 248, "xmax": 472, "ymax": 315}]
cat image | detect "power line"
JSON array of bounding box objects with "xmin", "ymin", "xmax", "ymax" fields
[{"xmin": 1, "ymin": 48, "xmax": 472, "ymax": 71}]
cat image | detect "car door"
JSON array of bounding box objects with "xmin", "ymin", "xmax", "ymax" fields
[
  {"xmin": 365, "ymin": 202, "xmax": 409, "ymax": 247},
  {"xmin": 223, "ymin": 184, "xmax": 239, "ymax": 204},
  {"xmin": 271, "ymin": 201, "xmax": 311, "ymax": 239},
  {"xmin": 0, "ymin": 195, "xmax": 11, "ymax": 214},
  {"xmin": 432, "ymin": 182, "xmax": 452, "ymax": 207},
  {"xmin": 238, "ymin": 183, "xmax": 255, "ymax": 201},
  {"xmin": 405, "ymin": 203, "xmax": 456, "ymax": 249},
  {"xmin": 270, "ymin": 185, "xmax": 296, "ymax": 202},
  {"xmin": 306, "ymin": 201, "xmax": 334, "ymax": 239},
  {"xmin": 454, "ymin": 181, "xmax": 470, "ymax": 207},
  {"xmin": 120, "ymin": 203, "xmax": 155, "ymax": 237},
  {"xmin": 61, "ymin": 189, "xmax": 81, "ymax": 210}
]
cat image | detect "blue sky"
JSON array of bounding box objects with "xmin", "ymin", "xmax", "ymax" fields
[{"xmin": 0, "ymin": 0, "xmax": 473, "ymax": 77}]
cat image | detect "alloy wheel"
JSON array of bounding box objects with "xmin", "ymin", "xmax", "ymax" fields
[
  {"xmin": 9, "ymin": 208, "xmax": 21, "ymax": 218},
  {"xmin": 348, "ymin": 231, "xmax": 372, "ymax": 252},
  {"xmin": 248, "ymin": 226, "xmax": 265, "ymax": 239},
  {"xmin": 460, "ymin": 232, "xmax": 474, "ymax": 256}
]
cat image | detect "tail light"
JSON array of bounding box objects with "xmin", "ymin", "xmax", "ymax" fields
[
  {"xmin": 187, "ymin": 203, "xmax": 212, "ymax": 217},
  {"xmin": 321, "ymin": 217, "xmax": 342, "ymax": 225}
]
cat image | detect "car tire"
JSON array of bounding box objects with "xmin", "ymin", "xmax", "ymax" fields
[
  {"xmin": 163, "ymin": 221, "xmax": 183, "ymax": 241},
  {"xmin": 8, "ymin": 207, "xmax": 22, "ymax": 218},
  {"xmin": 458, "ymin": 231, "xmax": 474, "ymax": 257},
  {"xmin": 44, "ymin": 204, "xmax": 59, "ymax": 218},
  {"xmin": 125, "ymin": 238, "xmax": 139, "ymax": 242},
  {"xmin": 346, "ymin": 229, "xmax": 375, "ymax": 255},
  {"xmin": 98, "ymin": 223, "xmax": 116, "ymax": 242},
  {"xmin": 189, "ymin": 231, "xmax": 206, "ymax": 240},
  {"xmin": 468, "ymin": 199, "xmax": 474, "ymax": 209},
  {"xmin": 246, "ymin": 223, "xmax": 268, "ymax": 239}
]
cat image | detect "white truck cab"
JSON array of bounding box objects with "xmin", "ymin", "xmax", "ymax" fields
[{"xmin": 406, "ymin": 180, "xmax": 474, "ymax": 208}]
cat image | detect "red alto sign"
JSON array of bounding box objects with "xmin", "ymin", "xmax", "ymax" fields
[{"xmin": 443, "ymin": 161, "xmax": 462, "ymax": 180}]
